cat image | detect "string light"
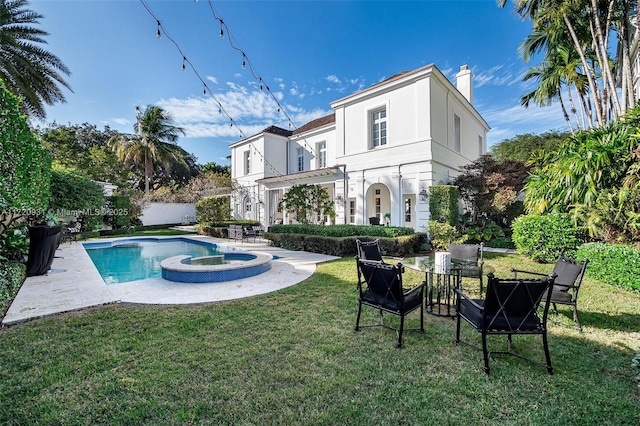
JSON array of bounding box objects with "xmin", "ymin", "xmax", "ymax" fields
[
  {"xmin": 205, "ymin": 1, "xmax": 319, "ymax": 159},
  {"xmin": 139, "ymin": 0, "xmax": 287, "ymax": 177}
]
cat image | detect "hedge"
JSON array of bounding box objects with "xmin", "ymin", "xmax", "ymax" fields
[
  {"xmin": 266, "ymin": 224, "xmax": 414, "ymax": 238},
  {"xmin": 0, "ymin": 261, "xmax": 26, "ymax": 318},
  {"xmin": 264, "ymin": 233, "xmax": 426, "ymax": 257},
  {"xmin": 577, "ymin": 242, "xmax": 640, "ymax": 292},
  {"xmin": 512, "ymin": 212, "xmax": 581, "ymax": 263}
]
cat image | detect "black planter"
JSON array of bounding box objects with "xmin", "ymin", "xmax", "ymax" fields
[{"xmin": 26, "ymin": 225, "xmax": 62, "ymax": 277}]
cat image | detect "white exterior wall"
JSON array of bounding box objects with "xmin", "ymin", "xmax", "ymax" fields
[
  {"xmin": 228, "ymin": 63, "xmax": 489, "ymax": 231},
  {"xmin": 140, "ymin": 203, "xmax": 196, "ymax": 226}
]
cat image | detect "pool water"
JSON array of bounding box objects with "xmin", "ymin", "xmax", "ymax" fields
[{"xmin": 84, "ymin": 238, "xmax": 223, "ymax": 284}]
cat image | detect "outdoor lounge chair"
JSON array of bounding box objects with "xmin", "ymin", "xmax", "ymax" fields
[
  {"xmin": 511, "ymin": 254, "xmax": 589, "ymax": 332},
  {"xmin": 355, "ymin": 256, "xmax": 425, "ymax": 347},
  {"xmin": 448, "ymin": 242, "xmax": 484, "ymax": 296},
  {"xmin": 454, "ymin": 272, "xmax": 556, "ymax": 374},
  {"xmin": 356, "ymin": 239, "xmax": 384, "ymax": 262}
]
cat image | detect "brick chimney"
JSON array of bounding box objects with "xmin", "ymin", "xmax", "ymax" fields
[{"xmin": 456, "ymin": 64, "xmax": 473, "ymax": 104}]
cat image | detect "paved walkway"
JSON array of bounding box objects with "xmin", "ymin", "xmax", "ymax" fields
[{"xmin": 2, "ymin": 236, "xmax": 339, "ymax": 326}]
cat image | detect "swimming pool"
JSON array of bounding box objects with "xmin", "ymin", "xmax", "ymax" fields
[{"xmin": 83, "ymin": 237, "xmax": 270, "ymax": 284}]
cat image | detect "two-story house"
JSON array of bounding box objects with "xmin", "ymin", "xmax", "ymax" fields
[{"xmin": 228, "ymin": 63, "xmax": 490, "ymax": 231}]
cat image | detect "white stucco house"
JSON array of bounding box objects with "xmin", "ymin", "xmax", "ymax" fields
[{"xmin": 229, "ymin": 63, "xmax": 490, "ymax": 231}]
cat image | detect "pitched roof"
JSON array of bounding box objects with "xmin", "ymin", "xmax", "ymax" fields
[
  {"xmin": 292, "ymin": 113, "xmax": 335, "ymax": 136},
  {"xmin": 262, "ymin": 125, "xmax": 293, "ymax": 137}
]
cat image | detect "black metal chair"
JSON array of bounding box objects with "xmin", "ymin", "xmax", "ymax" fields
[
  {"xmin": 511, "ymin": 255, "xmax": 589, "ymax": 332},
  {"xmin": 356, "ymin": 239, "xmax": 384, "ymax": 262},
  {"xmin": 355, "ymin": 257, "xmax": 425, "ymax": 347},
  {"xmin": 449, "ymin": 242, "xmax": 484, "ymax": 296},
  {"xmin": 455, "ymin": 272, "xmax": 556, "ymax": 374}
]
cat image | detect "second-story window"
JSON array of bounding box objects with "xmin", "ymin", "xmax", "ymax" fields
[
  {"xmin": 371, "ymin": 108, "xmax": 387, "ymax": 148},
  {"xmin": 297, "ymin": 147, "xmax": 304, "ymax": 172},
  {"xmin": 454, "ymin": 114, "xmax": 461, "ymax": 153},
  {"xmin": 244, "ymin": 150, "xmax": 251, "ymax": 175},
  {"xmin": 317, "ymin": 142, "xmax": 326, "ymax": 168}
]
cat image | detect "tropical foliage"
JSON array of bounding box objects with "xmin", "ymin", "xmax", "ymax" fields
[
  {"xmin": 48, "ymin": 164, "xmax": 105, "ymax": 231},
  {"xmin": 278, "ymin": 184, "xmax": 335, "ymax": 225},
  {"xmin": 0, "ymin": 80, "xmax": 51, "ymax": 235},
  {"xmin": 499, "ymin": 0, "xmax": 638, "ymax": 131},
  {"xmin": 108, "ymin": 106, "xmax": 196, "ymax": 193},
  {"xmin": 0, "ymin": 0, "xmax": 71, "ymax": 119},
  {"xmin": 523, "ymin": 107, "xmax": 640, "ymax": 241}
]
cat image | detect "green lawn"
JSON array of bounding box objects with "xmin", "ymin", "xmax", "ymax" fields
[{"xmin": 1, "ymin": 253, "xmax": 639, "ymax": 425}]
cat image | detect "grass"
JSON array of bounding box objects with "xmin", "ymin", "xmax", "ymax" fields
[{"xmin": 1, "ymin": 253, "xmax": 639, "ymax": 425}]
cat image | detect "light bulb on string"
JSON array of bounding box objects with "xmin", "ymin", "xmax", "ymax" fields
[
  {"xmin": 156, "ymin": 21, "xmax": 161, "ymax": 38},
  {"xmin": 241, "ymin": 54, "xmax": 246, "ymax": 69},
  {"xmin": 218, "ymin": 107, "xmax": 222, "ymax": 114},
  {"xmin": 219, "ymin": 20, "xmax": 224, "ymax": 38},
  {"xmin": 203, "ymin": 86, "xmax": 207, "ymax": 95},
  {"xmin": 182, "ymin": 57, "xmax": 186, "ymax": 71}
]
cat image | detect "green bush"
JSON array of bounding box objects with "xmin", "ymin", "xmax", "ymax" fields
[
  {"xmin": 264, "ymin": 233, "xmax": 426, "ymax": 257},
  {"xmin": 426, "ymin": 221, "xmax": 461, "ymax": 250},
  {"xmin": 577, "ymin": 242, "xmax": 640, "ymax": 292},
  {"xmin": 0, "ymin": 261, "xmax": 26, "ymax": 316},
  {"xmin": 49, "ymin": 165, "xmax": 105, "ymax": 231},
  {"xmin": 266, "ymin": 224, "xmax": 414, "ymax": 238},
  {"xmin": 0, "ymin": 225, "xmax": 29, "ymax": 261},
  {"xmin": 104, "ymin": 196, "xmax": 131, "ymax": 229},
  {"xmin": 512, "ymin": 213, "xmax": 581, "ymax": 263},
  {"xmin": 429, "ymin": 185, "xmax": 460, "ymax": 226},
  {"xmin": 0, "ymin": 81, "xmax": 51, "ymax": 221},
  {"xmin": 195, "ymin": 196, "xmax": 231, "ymax": 227}
]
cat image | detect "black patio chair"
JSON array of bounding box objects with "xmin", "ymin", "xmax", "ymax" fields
[
  {"xmin": 356, "ymin": 239, "xmax": 384, "ymax": 262},
  {"xmin": 448, "ymin": 242, "xmax": 484, "ymax": 296},
  {"xmin": 454, "ymin": 272, "xmax": 556, "ymax": 375},
  {"xmin": 355, "ymin": 257, "xmax": 425, "ymax": 347},
  {"xmin": 511, "ymin": 255, "xmax": 589, "ymax": 332}
]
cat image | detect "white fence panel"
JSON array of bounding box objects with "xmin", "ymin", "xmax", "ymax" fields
[{"xmin": 140, "ymin": 202, "xmax": 196, "ymax": 226}]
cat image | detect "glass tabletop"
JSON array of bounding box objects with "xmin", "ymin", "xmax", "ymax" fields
[{"xmin": 399, "ymin": 255, "xmax": 494, "ymax": 274}]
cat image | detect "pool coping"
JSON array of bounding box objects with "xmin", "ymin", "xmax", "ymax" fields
[{"xmin": 1, "ymin": 235, "xmax": 340, "ymax": 326}]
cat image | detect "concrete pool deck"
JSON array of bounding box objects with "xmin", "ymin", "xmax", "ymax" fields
[{"xmin": 1, "ymin": 235, "xmax": 340, "ymax": 326}]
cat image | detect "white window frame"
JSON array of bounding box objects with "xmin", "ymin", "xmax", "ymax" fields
[
  {"xmin": 478, "ymin": 134, "xmax": 484, "ymax": 155},
  {"xmin": 317, "ymin": 142, "xmax": 327, "ymax": 169},
  {"xmin": 404, "ymin": 197, "xmax": 411, "ymax": 222},
  {"xmin": 454, "ymin": 114, "xmax": 461, "ymax": 153},
  {"xmin": 370, "ymin": 107, "xmax": 387, "ymax": 149},
  {"xmin": 244, "ymin": 150, "xmax": 251, "ymax": 175},
  {"xmin": 297, "ymin": 147, "xmax": 304, "ymax": 172}
]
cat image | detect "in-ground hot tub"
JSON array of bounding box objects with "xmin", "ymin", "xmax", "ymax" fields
[{"xmin": 161, "ymin": 251, "xmax": 273, "ymax": 283}]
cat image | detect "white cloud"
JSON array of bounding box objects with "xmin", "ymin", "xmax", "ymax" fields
[
  {"xmin": 206, "ymin": 76, "xmax": 218, "ymax": 84},
  {"xmin": 482, "ymin": 102, "xmax": 568, "ymax": 147},
  {"xmin": 110, "ymin": 117, "xmax": 131, "ymax": 126},
  {"xmin": 326, "ymin": 75, "xmax": 341, "ymax": 84}
]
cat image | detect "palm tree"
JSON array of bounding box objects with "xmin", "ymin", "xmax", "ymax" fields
[
  {"xmin": 0, "ymin": 0, "xmax": 72, "ymax": 119},
  {"xmin": 109, "ymin": 105, "xmax": 188, "ymax": 193}
]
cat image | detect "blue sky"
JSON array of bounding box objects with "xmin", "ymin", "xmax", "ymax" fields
[{"xmin": 30, "ymin": 0, "xmax": 567, "ymax": 166}]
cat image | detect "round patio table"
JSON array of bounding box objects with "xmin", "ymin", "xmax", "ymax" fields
[{"xmin": 402, "ymin": 256, "xmax": 494, "ymax": 318}]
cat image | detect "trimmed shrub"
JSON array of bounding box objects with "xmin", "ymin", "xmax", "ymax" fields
[
  {"xmin": 196, "ymin": 196, "xmax": 231, "ymax": 227},
  {"xmin": 264, "ymin": 232, "xmax": 426, "ymax": 257},
  {"xmin": 266, "ymin": 224, "xmax": 414, "ymax": 238},
  {"xmin": 49, "ymin": 165, "xmax": 105, "ymax": 231},
  {"xmin": 577, "ymin": 242, "xmax": 640, "ymax": 292},
  {"xmin": 429, "ymin": 185, "xmax": 460, "ymax": 226},
  {"xmin": 512, "ymin": 213, "xmax": 581, "ymax": 263},
  {"xmin": 0, "ymin": 261, "xmax": 26, "ymax": 317}
]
